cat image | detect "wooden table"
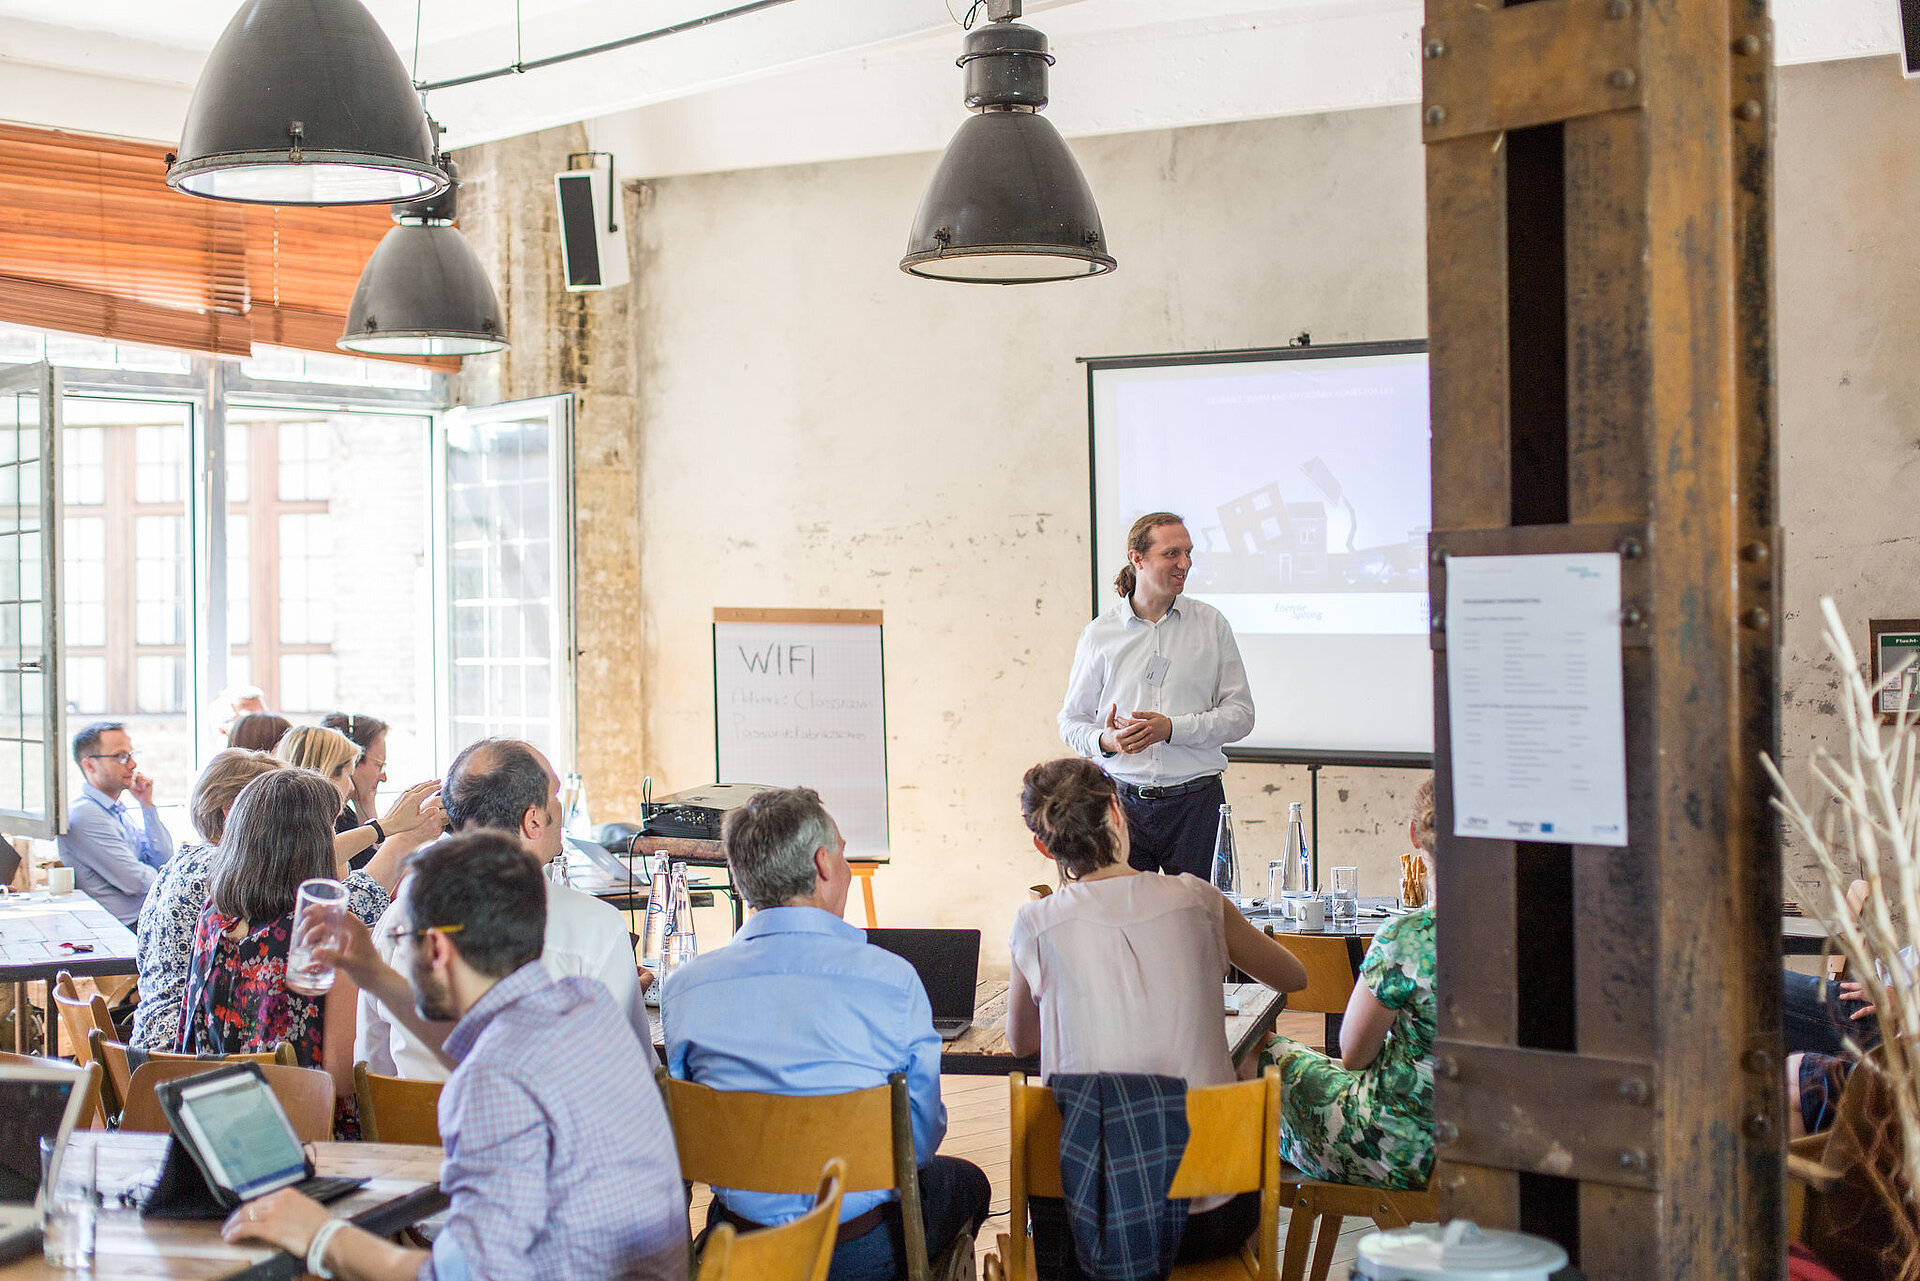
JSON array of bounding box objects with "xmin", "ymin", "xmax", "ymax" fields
[
  {"xmin": 0, "ymin": 1134, "xmax": 441, "ymax": 1279},
  {"xmin": 940, "ymin": 981, "xmax": 1288, "ymax": 1077},
  {"xmin": 0, "ymin": 891, "xmax": 138, "ymax": 1055}
]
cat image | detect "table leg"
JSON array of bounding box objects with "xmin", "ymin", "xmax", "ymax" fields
[
  {"xmin": 11, "ymin": 982, "xmax": 24, "ymax": 1054},
  {"xmin": 43, "ymin": 984, "xmax": 57, "ymax": 1060}
]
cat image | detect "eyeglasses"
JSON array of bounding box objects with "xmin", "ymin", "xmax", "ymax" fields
[
  {"xmin": 84, "ymin": 752, "xmax": 134, "ymax": 766},
  {"xmin": 382, "ymin": 923, "xmax": 464, "ymax": 948}
]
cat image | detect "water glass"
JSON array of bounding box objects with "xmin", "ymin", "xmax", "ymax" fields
[
  {"xmin": 41, "ymin": 1137, "xmax": 94, "ymax": 1270},
  {"xmin": 287, "ymin": 878, "xmax": 349, "ymax": 996},
  {"xmin": 1331, "ymin": 866, "xmax": 1360, "ymax": 930},
  {"xmin": 1267, "ymin": 861, "xmax": 1289, "ymax": 917}
]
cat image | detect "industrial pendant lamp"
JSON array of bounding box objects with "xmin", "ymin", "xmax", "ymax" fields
[
  {"xmin": 340, "ymin": 159, "xmax": 506, "ymax": 356},
  {"xmin": 901, "ymin": 0, "xmax": 1114, "ymax": 283},
  {"xmin": 167, "ymin": 0, "xmax": 446, "ymax": 205}
]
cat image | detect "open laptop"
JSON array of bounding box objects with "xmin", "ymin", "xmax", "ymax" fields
[
  {"xmin": 0, "ymin": 1061, "xmax": 93, "ymax": 1263},
  {"xmin": 866, "ymin": 928, "xmax": 981, "ymax": 1041},
  {"xmin": 149, "ymin": 1064, "xmax": 364, "ymax": 1214}
]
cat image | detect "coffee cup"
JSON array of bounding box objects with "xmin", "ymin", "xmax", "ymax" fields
[
  {"xmin": 46, "ymin": 867, "xmax": 73, "ymax": 896},
  {"xmin": 1297, "ymin": 897, "xmax": 1325, "ymax": 930}
]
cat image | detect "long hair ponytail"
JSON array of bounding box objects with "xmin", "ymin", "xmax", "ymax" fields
[{"xmin": 1114, "ymin": 511, "xmax": 1185, "ymax": 597}]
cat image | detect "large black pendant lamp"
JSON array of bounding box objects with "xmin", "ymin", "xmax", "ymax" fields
[
  {"xmin": 900, "ymin": 1, "xmax": 1114, "ymax": 284},
  {"xmin": 167, "ymin": 0, "xmax": 446, "ymax": 205},
  {"xmin": 339, "ymin": 160, "xmax": 507, "ymax": 356}
]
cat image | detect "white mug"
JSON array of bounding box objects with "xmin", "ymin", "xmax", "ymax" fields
[
  {"xmin": 1297, "ymin": 897, "xmax": 1325, "ymax": 930},
  {"xmin": 46, "ymin": 867, "xmax": 73, "ymax": 896}
]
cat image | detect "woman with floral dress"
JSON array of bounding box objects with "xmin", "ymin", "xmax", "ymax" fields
[
  {"xmin": 1260, "ymin": 776, "xmax": 1438, "ymax": 1190},
  {"xmin": 178, "ymin": 768, "xmax": 361, "ymax": 1138}
]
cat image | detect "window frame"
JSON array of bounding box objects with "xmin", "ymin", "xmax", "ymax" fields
[{"xmin": 0, "ymin": 361, "xmax": 63, "ymax": 838}]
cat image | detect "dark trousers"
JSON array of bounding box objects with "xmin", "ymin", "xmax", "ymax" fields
[
  {"xmin": 1783, "ymin": 970, "xmax": 1879, "ymax": 1057},
  {"xmin": 1118, "ymin": 776, "xmax": 1226, "ymax": 880},
  {"xmin": 1028, "ymin": 1190, "xmax": 1262, "ymax": 1281},
  {"xmin": 707, "ymin": 1155, "xmax": 990, "ymax": 1281}
]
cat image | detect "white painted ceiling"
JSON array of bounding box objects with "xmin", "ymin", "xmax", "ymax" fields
[{"xmin": 0, "ymin": 0, "xmax": 1903, "ymax": 179}]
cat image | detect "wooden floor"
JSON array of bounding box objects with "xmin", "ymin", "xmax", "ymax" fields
[{"xmin": 689, "ymin": 1010, "xmax": 1382, "ymax": 1278}]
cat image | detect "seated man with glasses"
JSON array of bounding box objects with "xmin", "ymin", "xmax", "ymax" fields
[
  {"xmin": 226, "ymin": 829, "xmax": 688, "ymax": 1281},
  {"xmin": 57, "ymin": 721, "xmax": 175, "ymax": 928}
]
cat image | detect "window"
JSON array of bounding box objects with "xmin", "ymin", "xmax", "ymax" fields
[
  {"xmin": 0, "ymin": 363, "xmax": 56, "ymax": 835},
  {"xmin": 441, "ymin": 398, "xmax": 574, "ymax": 771}
]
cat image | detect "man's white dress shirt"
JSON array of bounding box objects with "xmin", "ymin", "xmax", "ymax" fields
[
  {"xmin": 1058, "ymin": 595, "xmax": 1255, "ymax": 787},
  {"xmin": 357, "ymin": 872, "xmax": 651, "ymax": 1080}
]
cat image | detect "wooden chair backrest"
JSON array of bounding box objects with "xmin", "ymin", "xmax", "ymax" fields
[
  {"xmin": 0, "ymin": 1054, "xmax": 105, "ymax": 1131},
  {"xmin": 119, "ymin": 1060, "xmax": 334, "ymax": 1143},
  {"xmin": 695, "ymin": 1158, "xmax": 846, "ymax": 1281},
  {"xmin": 354, "ymin": 1062, "xmax": 443, "ymax": 1146},
  {"xmin": 657, "ymin": 1068, "xmax": 933, "ymax": 1281},
  {"xmin": 52, "ymin": 972, "xmax": 114, "ymax": 1068},
  {"xmin": 1268, "ymin": 931, "xmax": 1357, "ymax": 1015},
  {"xmin": 1006, "ymin": 1070, "xmax": 1282, "ymax": 1281}
]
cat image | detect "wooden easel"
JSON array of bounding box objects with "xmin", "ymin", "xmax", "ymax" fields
[{"xmin": 1422, "ymin": 0, "xmax": 1782, "ymax": 1276}]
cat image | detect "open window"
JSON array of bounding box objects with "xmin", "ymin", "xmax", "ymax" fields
[{"xmin": 0, "ymin": 363, "xmax": 62, "ymax": 837}]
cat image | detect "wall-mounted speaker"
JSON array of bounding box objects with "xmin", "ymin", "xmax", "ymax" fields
[{"xmin": 555, "ymin": 166, "xmax": 630, "ymax": 292}]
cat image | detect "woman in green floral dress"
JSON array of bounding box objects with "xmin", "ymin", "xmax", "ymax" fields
[{"xmin": 1259, "ymin": 777, "xmax": 1437, "ymax": 1190}]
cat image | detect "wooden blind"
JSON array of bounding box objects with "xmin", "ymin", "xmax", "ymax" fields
[{"xmin": 0, "ymin": 123, "xmax": 455, "ymax": 369}]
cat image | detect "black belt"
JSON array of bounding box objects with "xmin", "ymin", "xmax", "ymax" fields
[
  {"xmin": 713, "ymin": 1199, "xmax": 889, "ymax": 1245},
  {"xmin": 1117, "ymin": 774, "xmax": 1221, "ymax": 801}
]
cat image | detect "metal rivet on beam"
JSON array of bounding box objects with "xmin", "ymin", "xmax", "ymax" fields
[
  {"xmin": 1734, "ymin": 34, "xmax": 1761, "ymax": 56},
  {"xmin": 1741, "ymin": 1048, "xmax": 1771, "ymax": 1074},
  {"xmin": 1741, "ymin": 541, "xmax": 1770, "ymax": 564},
  {"xmin": 1606, "ymin": 0, "xmax": 1629, "ymax": 16},
  {"xmin": 1437, "ymin": 1055, "xmax": 1460, "ymax": 1080},
  {"xmin": 1425, "ymin": 105, "xmax": 1447, "ymax": 126},
  {"xmin": 1744, "ymin": 608, "xmax": 1771, "ymax": 630},
  {"xmin": 1618, "ymin": 1149, "xmax": 1649, "ymax": 1173},
  {"xmin": 1737, "ymin": 100, "xmax": 1764, "ymax": 122},
  {"xmin": 1745, "ymin": 1113, "xmax": 1771, "ymax": 1139},
  {"xmin": 1618, "ymin": 1078, "xmax": 1650, "ymax": 1105},
  {"xmin": 1434, "ymin": 1121, "xmax": 1459, "ymax": 1146},
  {"xmin": 1608, "ymin": 68, "xmax": 1636, "ymax": 90},
  {"xmin": 1622, "ymin": 605, "xmax": 1644, "ymax": 628},
  {"xmin": 1425, "ymin": 39, "xmax": 1445, "ymax": 59},
  {"xmin": 1617, "ymin": 538, "xmax": 1643, "ymax": 560}
]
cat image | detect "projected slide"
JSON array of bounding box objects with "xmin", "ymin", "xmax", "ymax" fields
[{"xmin": 1090, "ymin": 345, "xmax": 1433, "ymax": 758}]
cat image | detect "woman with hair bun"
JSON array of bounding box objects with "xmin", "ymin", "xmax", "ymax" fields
[{"xmin": 1006, "ymin": 757, "xmax": 1307, "ymax": 1277}]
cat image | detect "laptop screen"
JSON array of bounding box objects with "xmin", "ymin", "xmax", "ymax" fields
[
  {"xmin": 866, "ymin": 928, "xmax": 981, "ymax": 1022},
  {"xmin": 173, "ymin": 1071, "xmax": 307, "ymax": 1201},
  {"xmin": 0, "ymin": 1076, "xmax": 76, "ymax": 1203}
]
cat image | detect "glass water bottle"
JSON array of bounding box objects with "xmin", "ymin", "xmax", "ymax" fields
[
  {"xmin": 1284, "ymin": 802, "xmax": 1313, "ymax": 897},
  {"xmin": 1210, "ymin": 804, "xmax": 1239, "ymax": 904}
]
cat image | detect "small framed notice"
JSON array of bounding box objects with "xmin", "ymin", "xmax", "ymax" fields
[
  {"xmin": 1445, "ymin": 552, "xmax": 1630, "ymax": 846},
  {"xmin": 1870, "ymin": 618, "xmax": 1920, "ymax": 723}
]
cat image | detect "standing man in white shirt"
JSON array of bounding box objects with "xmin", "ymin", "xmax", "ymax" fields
[
  {"xmin": 357, "ymin": 738, "xmax": 650, "ymax": 1078},
  {"xmin": 58, "ymin": 722, "xmax": 174, "ymax": 928},
  {"xmin": 1058, "ymin": 512, "xmax": 1255, "ymax": 878}
]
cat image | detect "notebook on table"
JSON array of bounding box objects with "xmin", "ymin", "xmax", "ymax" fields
[
  {"xmin": 866, "ymin": 927, "xmax": 982, "ymax": 1041},
  {"xmin": 143, "ymin": 1063, "xmax": 366, "ymax": 1219},
  {"xmin": 0, "ymin": 1061, "xmax": 93, "ymax": 1264}
]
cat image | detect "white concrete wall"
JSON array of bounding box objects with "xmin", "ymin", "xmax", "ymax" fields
[{"xmin": 624, "ymin": 105, "xmax": 1429, "ymax": 969}]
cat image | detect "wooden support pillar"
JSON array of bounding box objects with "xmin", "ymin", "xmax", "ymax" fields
[{"xmin": 1422, "ymin": 0, "xmax": 1781, "ymax": 1276}]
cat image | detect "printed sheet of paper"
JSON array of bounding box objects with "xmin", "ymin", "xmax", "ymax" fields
[{"xmin": 1445, "ymin": 552, "xmax": 1629, "ymax": 846}]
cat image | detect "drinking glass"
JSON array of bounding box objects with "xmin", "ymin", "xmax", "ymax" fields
[
  {"xmin": 287, "ymin": 878, "xmax": 349, "ymax": 996},
  {"xmin": 1267, "ymin": 861, "xmax": 1290, "ymax": 919},
  {"xmin": 40, "ymin": 1137, "xmax": 94, "ymax": 1270},
  {"xmin": 1331, "ymin": 866, "xmax": 1360, "ymax": 931}
]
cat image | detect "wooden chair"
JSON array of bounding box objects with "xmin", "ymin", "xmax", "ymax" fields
[
  {"xmin": 696, "ymin": 1158, "xmax": 846, "ymax": 1281},
  {"xmin": 656, "ymin": 1068, "xmax": 975, "ymax": 1281},
  {"xmin": 51, "ymin": 972, "xmax": 114, "ymax": 1067},
  {"xmin": 354, "ymin": 1062, "xmax": 443, "ymax": 1145},
  {"xmin": 988, "ymin": 1068, "xmax": 1285, "ymax": 1281},
  {"xmin": 90, "ymin": 1033, "xmax": 295, "ymax": 1123},
  {"xmin": 118, "ymin": 1059, "xmax": 334, "ymax": 1143},
  {"xmin": 1277, "ymin": 1175, "xmax": 1437, "ymax": 1281},
  {"xmin": 0, "ymin": 1052, "xmax": 106, "ymax": 1131}
]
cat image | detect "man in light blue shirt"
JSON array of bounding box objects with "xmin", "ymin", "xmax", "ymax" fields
[
  {"xmin": 664, "ymin": 787, "xmax": 989, "ymax": 1281},
  {"xmin": 57, "ymin": 721, "xmax": 174, "ymax": 928}
]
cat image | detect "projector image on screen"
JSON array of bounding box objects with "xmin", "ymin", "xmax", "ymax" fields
[{"xmin": 1088, "ymin": 342, "xmax": 1433, "ymax": 759}]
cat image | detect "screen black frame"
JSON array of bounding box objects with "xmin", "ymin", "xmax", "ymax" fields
[{"xmin": 1080, "ymin": 339, "xmax": 1434, "ymax": 770}]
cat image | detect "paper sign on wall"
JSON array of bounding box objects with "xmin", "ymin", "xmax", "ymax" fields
[{"xmin": 1445, "ymin": 552, "xmax": 1629, "ymax": 846}]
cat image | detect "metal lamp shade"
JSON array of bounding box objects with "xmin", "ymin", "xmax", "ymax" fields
[
  {"xmin": 168, "ymin": 0, "xmax": 446, "ymax": 205},
  {"xmin": 901, "ymin": 111, "xmax": 1114, "ymax": 283},
  {"xmin": 339, "ymin": 224, "xmax": 507, "ymax": 356}
]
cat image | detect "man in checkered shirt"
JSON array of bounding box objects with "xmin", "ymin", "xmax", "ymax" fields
[{"xmin": 225, "ymin": 830, "xmax": 688, "ymax": 1281}]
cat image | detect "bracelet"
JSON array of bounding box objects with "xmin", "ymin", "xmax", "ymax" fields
[
  {"xmin": 307, "ymin": 1218, "xmax": 349, "ymax": 1280},
  {"xmin": 368, "ymin": 818, "xmax": 385, "ymax": 845}
]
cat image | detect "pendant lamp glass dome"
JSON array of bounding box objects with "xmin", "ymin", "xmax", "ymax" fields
[
  {"xmin": 340, "ymin": 163, "xmax": 507, "ymax": 357},
  {"xmin": 901, "ymin": 17, "xmax": 1113, "ymax": 284},
  {"xmin": 168, "ymin": 0, "xmax": 446, "ymax": 206}
]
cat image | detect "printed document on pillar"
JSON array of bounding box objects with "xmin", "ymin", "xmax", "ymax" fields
[{"xmin": 1445, "ymin": 552, "xmax": 1629, "ymax": 847}]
